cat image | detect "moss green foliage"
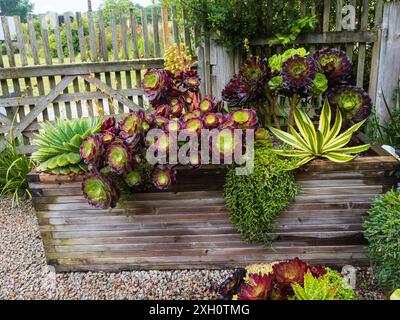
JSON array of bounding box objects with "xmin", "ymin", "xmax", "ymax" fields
[
  {"xmin": 32, "ymin": 118, "xmax": 101, "ymax": 175},
  {"xmin": 364, "ymin": 190, "xmax": 400, "ymax": 291},
  {"xmin": 324, "ymin": 267, "xmax": 356, "ymax": 300},
  {"xmin": 291, "ymin": 272, "xmax": 337, "ymax": 300},
  {"xmin": 0, "ymin": 142, "xmax": 33, "ymax": 207},
  {"xmin": 224, "ymin": 142, "xmax": 298, "ymax": 243}
]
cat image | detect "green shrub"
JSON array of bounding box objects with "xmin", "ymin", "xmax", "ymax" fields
[
  {"xmin": 223, "ymin": 143, "xmax": 298, "ymax": 243},
  {"xmin": 291, "ymin": 272, "xmax": 337, "ymax": 300},
  {"xmin": 0, "ymin": 142, "xmax": 33, "ymax": 207},
  {"xmin": 364, "ymin": 190, "xmax": 400, "ymax": 291},
  {"xmin": 323, "ymin": 267, "xmax": 356, "ymax": 300}
]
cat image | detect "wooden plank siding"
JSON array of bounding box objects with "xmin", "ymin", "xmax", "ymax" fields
[
  {"xmin": 0, "ymin": 7, "xmax": 194, "ymax": 148},
  {"xmin": 28, "ymin": 155, "xmax": 399, "ymax": 272}
]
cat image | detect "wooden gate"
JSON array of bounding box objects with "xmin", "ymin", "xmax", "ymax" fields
[{"xmin": 0, "ymin": 6, "xmax": 194, "ymax": 153}]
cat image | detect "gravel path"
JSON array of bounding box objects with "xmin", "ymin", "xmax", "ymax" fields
[
  {"xmin": 0, "ymin": 196, "xmax": 230, "ymax": 300},
  {"xmin": 0, "ymin": 196, "xmax": 388, "ymax": 300}
]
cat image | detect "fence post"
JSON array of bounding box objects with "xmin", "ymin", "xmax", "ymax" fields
[{"xmin": 375, "ymin": 2, "xmax": 400, "ymax": 125}]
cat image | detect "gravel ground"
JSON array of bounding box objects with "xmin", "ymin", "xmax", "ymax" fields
[
  {"xmin": 0, "ymin": 196, "xmax": 389, "ymax": 300},
  {"xmin": 0, "ymin": 196, "xmax": 230, "ymax": 300}
]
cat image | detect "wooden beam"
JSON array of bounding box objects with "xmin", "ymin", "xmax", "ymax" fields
[
  {"xmin": 251, "ymin": 31, "xmax": 377, "ymax": 45},
  {"xmin": 80, "ymin": 75, "xmax": 140, "ymax": 112},
  {"xmin": 0, "ymin": 59, "xmax": 164, "ymax": 80},
  {"xmin": 4, "ymin": 76, "xmax": 76, "ymax": 144}
]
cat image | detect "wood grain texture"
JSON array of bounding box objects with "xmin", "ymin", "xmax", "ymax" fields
[{"xmin": 28, "ymin": 155, "xmax": 399, "ymax": 272}]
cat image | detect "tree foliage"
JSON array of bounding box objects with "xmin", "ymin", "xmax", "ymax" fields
[{"xmin": 0, "ymin": 0, "xmax": 33, "ymax": 21}]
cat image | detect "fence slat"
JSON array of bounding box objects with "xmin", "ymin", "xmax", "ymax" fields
[
  {"xmin": 98, "ymin": 11, "xmax": 108, "ymax": 62},
  {"xmin": 73, "ymin": 78, "xmax": 83, "ymax": 118},
  {"xmin": 182, "ymin": 9, "xmax": 192, "ymax": 53},
  {"xmin": 64, "ymin": 13, "xmax": 76, "ymax": 63},
  {"xmin": 162, "ymin": 7, "xmax": 170, "ymax": 50},
  {"xmin": 76, "ymin": 12, "xmax": 87, "ymax": 62},
  {"xmin": 40, "ymin": 15, "xmax": 52, "ymax": 65},
  {"xmin": 120, "ymin": 11, "xmax": 129, "ymax": 60},
  {"xmin": 27, "ymin": 15, "xmax": 40, "ymax": 65},
  {"xmin": 87, "ymin": 11, "xmax": 97, "ymax": 62},
  {"xmin": 49, "ymin": 76, "xmax": 61, "ymax": 118},
  {"xmin": 356, "ymin": 0, "xmax": 369, "ymax": 87},
  {"xmin": 1, "ymin": 16, "xmax": 15, "ymax": 67},
  {"xmin": 110, "ymin": 11, "xmax": 119, "ymax": 61},
  {"xmin": 14, "ymin": 16, "xmax": 27, "ymax": 66},
  {"xmin": 336, "ymin": 0, "xmax": 343, "ymax": 31},
  {"xmin": 171, "ymin": 6, "xmax": 180, "ymax": 45},
  {"xmin": 323, "ymin": 0, "xmax": 331, "ymax": 32},
  {"xmin": 152, "ymin": 7, "xmax": 161, "ymax": 57},
  {"xmin": 368, "ymin": 0, "xmax": 384, "ymax": 102},
  {"xmin": 53, "ymin": 13, "xmax": 64, "ymax": 64},
  {"xmin": 141, "ymin": 8, "xmax": 150, "ymax": 58},
  {"xmin": 130, "ymin": 9, "xmax": 140, "ymax": 59}
]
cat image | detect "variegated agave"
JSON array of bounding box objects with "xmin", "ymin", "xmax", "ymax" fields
[{"xmin": 269, "ymin": 100, "xmax": 370, "ymax": 167}]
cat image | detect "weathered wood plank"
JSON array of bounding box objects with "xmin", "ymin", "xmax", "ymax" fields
[
  {"xmin": 27, "ymin": 15, "xmax": 40, "ymax": 65},
  {"xmin": 161, "ymin": 7, "xmax": 170, "ymax": 50},
  {"xmin": 53, "ymin": 13, "xmax": 64, "ymax": 64},
  {"xmin": 171, "ymin": 6, "xmax": 180, "ymax": 45},
  {"xmin": 64, "ymin": 12, "xmax": 75, "ymax": 63},
  {"xmin": 356, "ymin": 0, "xmax": 369, "ymax": 87},
  {"xmin": 76, "ymin": 12, "xmax": 87, "ymax": 62},
  {"xmin": 130, "ymin": 9, "xmax": 140, "ymax": 59},
  {"xmin": 1, "ymin": 16, "xmax": 15, "ymax": 67},
  {"xmin": 323, "ymin": 0, "xmax": 331, "ymax": 32},
  {"xmin": 152, "ymin": 7, "xmax": 161, "ymax": 57},
  {"xmin": 120, "ymin": 11, "xmax": 129, "ymax": 60},
  {"xmin": 141, "ymin": 8, "xmax": 150, "ymax": 58},
  {"xmin": 98, "ymin": 10, "xmax": 108, "ymax": 61},
  {"xmin": 110, "ymin": 11, "xmax": 119, "ymax": 61},
  {"xmin": 87, "ymin": 11, "xmax": 97, "ymax": 62},
  {"xmin": 14, "ymin": 16, "xmax": 27, "ymax": 66},
  {"xmin": 0, "ymin": 59, "xmax": 164, "ymax": 80}
]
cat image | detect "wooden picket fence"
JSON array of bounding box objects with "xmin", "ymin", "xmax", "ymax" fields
[{"xmin": 0, "ymin": 6, "xmax": 195, "ymax": 153}]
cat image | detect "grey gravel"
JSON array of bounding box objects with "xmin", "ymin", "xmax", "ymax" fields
[{"xmin": 0, "ymin": 196, "xmax": 230, "ymax": 300}]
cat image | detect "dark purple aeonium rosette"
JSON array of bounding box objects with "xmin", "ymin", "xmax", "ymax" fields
[
  {"xmin": 313, "ymin": 48, "xmax": 353, "ymax": 86},
  {"xmin": 105, "ymin": 142, "xmax": 132, "ymax": 174},
  {"xmin": 80, "ymin": 134, "xmax": 103, "ymax": 167},
  {"xmin": 327, "ymin": 85, "xmax": 372, "ymax": 123},
  {"xmin": 281, "ymin": 55, "xmax": 318, "ymax": 96},
  {"xmin": 142, "ymin": 69, "xmax": 174, "ymax": 107},
  {"xmin": 151, "ymin": 165, "xmax": 177, "ymax": 190},
  {"xmin": 180, "ymin": 68, "xmax": 201, "ymax": 91},
  {"xmin": 82, "ymin": 171, "xmax": 120, "ymax": 209}
]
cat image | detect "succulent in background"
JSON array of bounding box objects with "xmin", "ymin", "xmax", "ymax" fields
[
  {"xmin": 164, "ymin": 119, "xmax": 181, "ymax": 133},
  {"xmin": 171, "ymin": 102, "xmax": 186, "ymax": 118},
  {"xmin": 273, "ymin": 257, "xmax": 308, "ymax": 288},
  {"xmin": 213, "ymin": 128, "xmax": 240, "ymax": 159},
  {"xmin": 327, "ymin": 85, "xmax": 372, "ymax": 123},
  {"xmin": 313, "ymin": 48, "xmax": 352, "ymax": 85},
  {"xmin": 118, "ymin": 112, "xmax": 143, "ymax": 141},
  {"xmin": 100, "ymin": 116, "xmax": 117, "ymax": 134},
  {"xmin": 222, "ymin": 57, "xmax": 268, "ymax": 106},
  {"xmin": 80, "ymin": 135, "xmax": 103, "ymax": 166},
  {"xmin": 142, "ymin": 69, "xmax": 174, "ymax": 107},
  {"xmin": 218, "ymin": 269, "xmax": 246, "ymax": 300},
  {"xmin": 106, "ymin": 142, "xmax": 131, "ymax": 174},
  {"xmin": 155, "ymin": 104, "xmax": 171, "ymax": 118},
  {"xmin": 151, "ymin": 166, "xmax": 176, "ymax": 190},
  {"xmin": 198, "ymin": 97, "xmax": 214, "ymax": 113},
  {"xmin": 33, "ymin": 117, "xmax": 101, "ymax": 175},
  {"xmin": 237, "ymin": 274, "xmax": 274, "ymax": 300},
  {"xmin": 203, "ymin": 113, "xmax": 220, "ymax": 129},
  {"xmin": 312, "ymin": 73, "xmax": 328, "ymax": 96},
  {"xmin": 124, "ymin": 169, "xmax": 143, "ymax": 188},
  {"xmin": 82, "ymin": 172, "xmax": 120, "ymax": 209},
  {"xmin": 281, "ymin": 55, "xmax": 318, "ymax": 95},
  {"xmin": 183, "ymin": 117, "xmax": 203, "ymax": 135},
  {"xmin": 268, "ymin": 48, "xmax": 308, "ymax": 74},
  {"xmin": 181, "ymin": 68, "xmax": 200, "ymax": 91},
  {"xmin": 230, "ymin": 109, "xmax": 258, "ymax": 129}
]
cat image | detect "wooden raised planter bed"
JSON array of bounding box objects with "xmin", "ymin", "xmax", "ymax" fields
[{"xmin": 28, "ymin": 138, "xmax": 399, "ymax": 272}]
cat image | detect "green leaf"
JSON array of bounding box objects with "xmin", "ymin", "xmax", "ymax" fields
[
  {"xmin": 67, "ymin": 152, "xmax": 82, "ymax": 164},
  {"xmin": 269, "ymin": 126, "xmax": 303, "ymax": 149},
  {"xmin": 322, "ymin": 152, "xmax": 356, "ymax": 163}
]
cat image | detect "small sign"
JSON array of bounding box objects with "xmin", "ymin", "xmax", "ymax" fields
[{"xmin": 342, "ymin": 5, "xmax": 356, "ymax": 31}]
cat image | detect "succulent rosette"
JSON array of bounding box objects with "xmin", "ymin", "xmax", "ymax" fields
[
  {"xmin": 312, "ymin": 73, "xmax": 329, "ymax": 96},
  {"xmin": 181, "ymin": 112, "xmax": 197, "ymax": 123},
  {"xmin": 183, "ymin": 117, "xmax": 203, "ymax": 135},
  {"xmin": 155, "ymin": 132, "xmax": 170, "ymax": 154},
  {"xmin": 198, "ymin": 97, "xmax": 214, "ymax": 113},
  {"xmin": 106, "ymin": 142, "xmax": 131, "ymax": 174},
  {"xmin": 222, "ymin": 57, "xmax": 268, "ymax": 106},
  {"xmin": 101, "ymin": 131, "xmax": 115, "ymax": 145},
  {"xmin": 229, "ymin": 108, "xmax": 258, "ymax": 129},
  {"xmin": 142, "ymin": 113, "xmax": 154, "ymax": 133},
  {"xmin": 118, "ymin": 112, "xmax": 143, "ymax": 140},
  {"xmin": 155, "ymin": 104, "xmax": 171, "ymax": 118},
  {"xmin": 124, "ymin": 169, "xmax": 143, "ymax": 188},
  {"xmin": 237, "ymin": 274, "xmax": 274, "ymax": 300},
  {"xmin": 218, "ymin": 269, "xmax": 246, "ymax": 300},
  {"xmin": 100, "ymin": 116, "xmax": 117, "ymax": 134},
  {"xmin": 181, "ymin": 68, "xmax": 200, "ymax": 91},
  {"xmin": 142, "ymin": 69, "xmax": 174, "ymax": 107},
  {"xmin": 164, "ymin": 119, "xmax": 181, "ymax": 133},
  {"xmin": 281, "ymin": 55, "xmax": 318, "ymax": 95},
  {"xmin": 82, "ymin": 172, "xmax": 120, "ymax": 209},
  {"xmin": 273, "ymin": 257, "xmax": 308, "ymax": 288},
  {"xmin": 151, "ymin": 166, "xmax": 176, "ymax": 190},
  {"xmin": 213, "ymin": 128, "xmax": 241, "ymax": 159},
  {"xmin": 154, "ymin": 116, "xmax": 169, "ymax": 128},
  {"xmin": 170, "ymin": 102, "xmax": 185, "ymax": 118},
  {"xmin": 308, "ymin": 265, "xmax": 327, "ymax": 278},
  {"xmin": 327, "ymin": 85, "xmax": 372, "ymax": 122},
  {"xmin": 202, "ymin": 113, "xmax": 220, "ymax": 129},
  {"xmin": 80, "ymin": 135, "xmax": 103, "ymax": 166},
  {"xmin": 313, "ymin": 48, "xmax": 352, "ymax": 85}
]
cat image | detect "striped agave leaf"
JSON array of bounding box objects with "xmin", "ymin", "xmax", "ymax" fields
[{"xmin": 269, "ymin": 101, "xmax": 370, "ymax": 167}]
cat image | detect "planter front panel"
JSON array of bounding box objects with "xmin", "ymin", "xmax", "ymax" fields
[{"xmin": 28, "ymin": 157, "xmax": 399, "ymax": 272}]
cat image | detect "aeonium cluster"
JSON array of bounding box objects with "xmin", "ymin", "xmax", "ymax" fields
[
  {"xmin": 79, "ymin": 67, "xmax": 260, "ymax": 209},
  {"xmin": 218, "ymin": 257, "xmax": 355, "ymax": 300},
  {"xmin": 222, "ymin": 47, "xmax": 372, "ymax": 129}
]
